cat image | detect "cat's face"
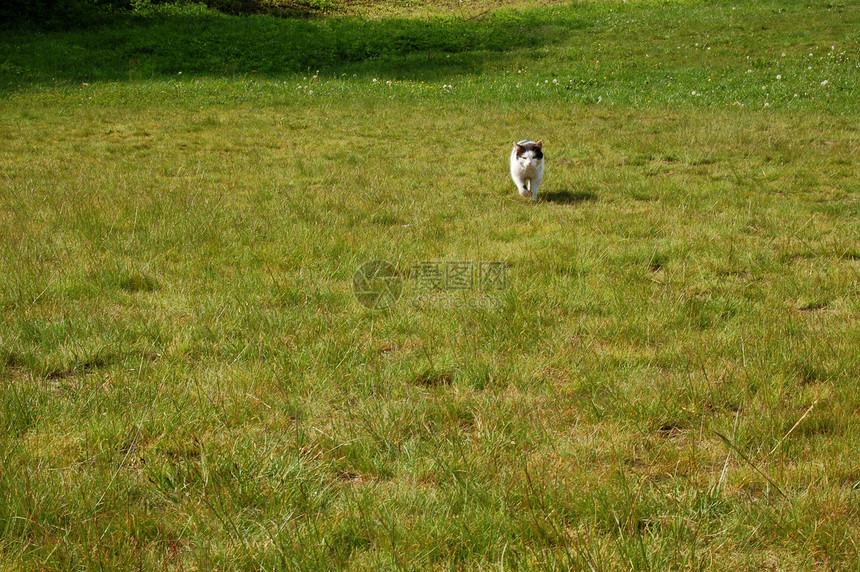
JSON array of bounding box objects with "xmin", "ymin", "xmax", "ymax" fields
[{"xmin": 514, "ymin": 140, "xmax": 544, "ymax": 169}]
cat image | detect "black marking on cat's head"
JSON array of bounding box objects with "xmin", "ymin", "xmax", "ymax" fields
[{"xmin": 514, "ymin": 139, "xmax": 544, "ymax": 160}]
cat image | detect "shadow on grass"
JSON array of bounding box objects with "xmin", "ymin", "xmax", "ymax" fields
[
  {"xmin": 540, "ymin": 190, "xmax": 597, "ymax": 204},
  {"xmin": 0, "ymin": 6, "xmax": 594, "ymax": 90}
]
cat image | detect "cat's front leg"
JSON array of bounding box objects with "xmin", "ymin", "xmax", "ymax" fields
[
  {"xmin": 529, "ymin": 173, "xmax": 543, "ymax": 200},
  {"xmin": 513, "ymin": 174, "xmax": 531, "ymax": 198}
]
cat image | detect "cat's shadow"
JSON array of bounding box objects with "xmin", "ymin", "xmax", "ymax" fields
[{"xmin": 539, "ymin": 190, "xmax": 597, "ymax": 204}]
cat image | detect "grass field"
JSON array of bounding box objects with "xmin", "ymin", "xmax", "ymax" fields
[{"xmin": 1, "ymin": 0, "xmax": 859, "ymax": 569}]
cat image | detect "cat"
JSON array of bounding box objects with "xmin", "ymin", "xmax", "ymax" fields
[{"xmin": 510, "ymin": 140, "xmax": 544, "ymax": 200}]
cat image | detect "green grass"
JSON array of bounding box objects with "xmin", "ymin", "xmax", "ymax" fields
[
  {"xmin": 2, "ymin": 0, "xmax": 858, "ymax": 110},
  {"xmin": 1, "ymin": 0, "xmax": 859, "ymax": 569}
]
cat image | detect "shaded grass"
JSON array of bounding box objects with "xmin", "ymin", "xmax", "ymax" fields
[
  {"xmin": 1, "ymin": 0, "xmax": 859, "ymax": 569},
  {"xmin": 1, "ymin": 0, "xmax": 858, "ymax": 113}
]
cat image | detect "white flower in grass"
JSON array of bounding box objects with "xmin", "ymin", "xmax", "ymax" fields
[
  {"xmin": 372, "ymin": 78, "xmax": 378, "ymax": 83},
  {"xmin": 820, "ymin": 80, "xmax": 829, "ymax": 86}
]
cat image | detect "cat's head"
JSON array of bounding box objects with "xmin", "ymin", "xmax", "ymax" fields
[{"xmin": 513, "ymin": 140, "xmax": 544, "ymax": 167}]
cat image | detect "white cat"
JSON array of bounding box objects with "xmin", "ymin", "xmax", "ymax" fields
[{"xmin": 510, "ymin": 140, "xmax": 544, "ymax": 199}]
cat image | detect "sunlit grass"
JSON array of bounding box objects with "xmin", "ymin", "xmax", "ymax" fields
[{"xmin": 1, "ymin": 0, "xmax": 859, "ymax": 569}]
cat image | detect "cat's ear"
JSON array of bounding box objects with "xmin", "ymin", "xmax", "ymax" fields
[{"xmin": 536, "ymin": 140, "xmax": 543, "ymax": 148}]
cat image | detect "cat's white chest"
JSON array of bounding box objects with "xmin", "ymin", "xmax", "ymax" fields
[{"xmin": 517, "ymin": 161, "xmax": 541, "ymax": 177}]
